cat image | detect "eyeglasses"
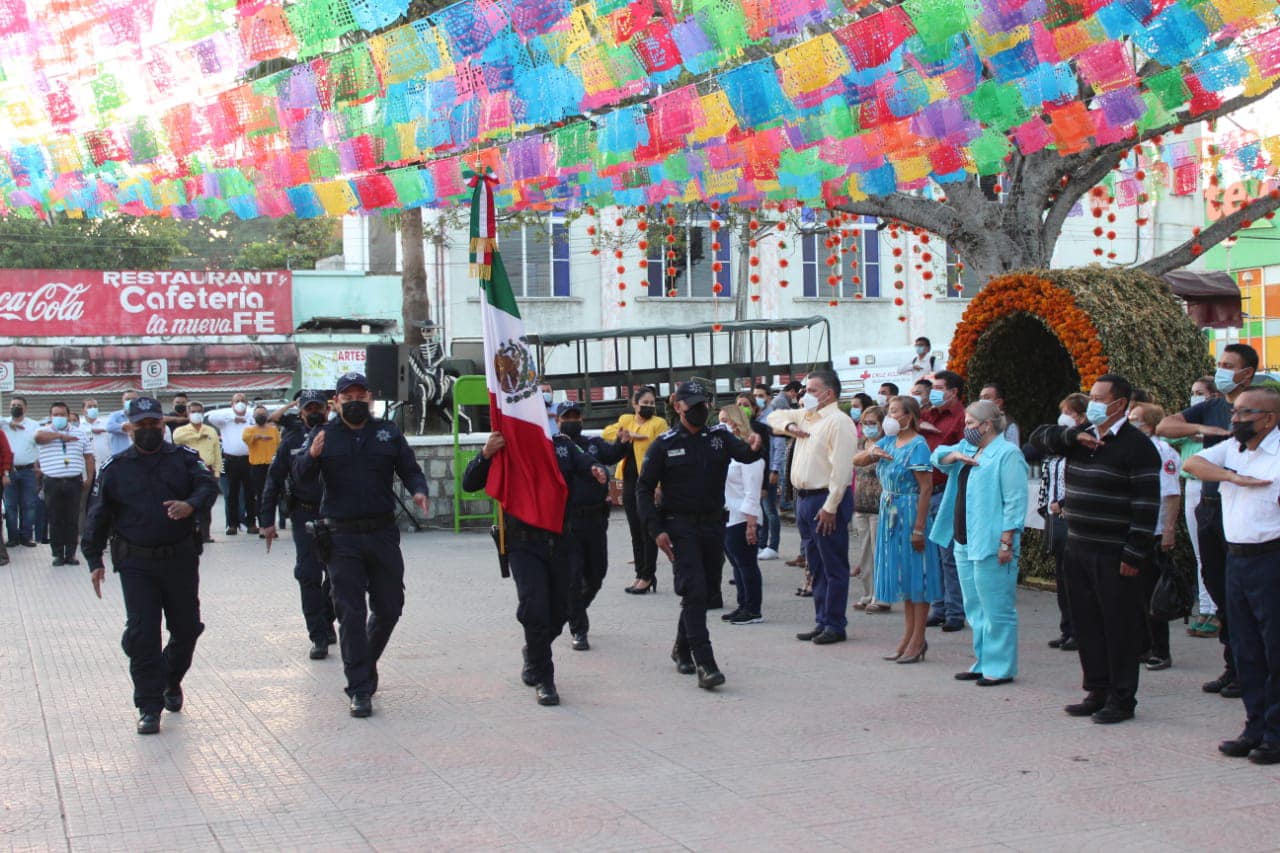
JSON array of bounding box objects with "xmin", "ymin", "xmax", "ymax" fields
[{"xmin": 1230, "ymin": 408, "xmax": 1276, "ymax": 417}]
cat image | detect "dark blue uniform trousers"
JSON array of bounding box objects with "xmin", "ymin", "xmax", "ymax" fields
[
  {"xmin": 668, "ymin": 517, "xmax": 723, "ymax": 666},
  {"xmin": 513, "ymin": 532, "xmax": 569, "ymax": 684},
  {"xmin": 797, "ymin": 490, "xmax": 853, "ymax": 634},
  {"xmin": 328, "ymin": 527, "xmax": 404, "ymax": 697},
  {"xmin": 117, "ymin": 549, "xmax": 204, "ymax": 713},
  {"xmin": 565, "ymin": 510, "xmax": 608, "ymax": 636},
  {"xmin": 1226, "ymin": 551, "xmax": 1280, "ymax": 744},
  {"xmin": 290, "ymin": 508, "xmax": 335, "ymax": 644}
]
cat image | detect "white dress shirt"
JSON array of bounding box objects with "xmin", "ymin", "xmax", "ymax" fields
[
  {"xmin": 81, "ymin": 416, "xmax": 114, "ymax": 470},
  {"xmin": 207, "ymin": 408, "xmax": 252, "ymax": 456},
  {"xmin": 1, "ymin": 418, "xmax": 39, "ymax": 465},
  {"xmin": 725, "ymin": 458, "xmax": 764, "ymax": 527},
  {"xmin": 1195, "ymin": 427, "xmax": 1280, "ymax": 544},
  {"xmin": 1152, "ymin": 437, "xmax": 1181, "ymax": 536}
]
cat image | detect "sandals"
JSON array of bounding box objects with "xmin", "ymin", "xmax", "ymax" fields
[
  {"xmin": 864, "ymin": 602, "xmax": 892, "ymax": 614},
  {"xmin": 1188, "ymin": 615, "xmax": 1220, "ymax": 637},
  {"xmin": 794, "ymin": 571, "xmax": 813, "ymax": 597}
]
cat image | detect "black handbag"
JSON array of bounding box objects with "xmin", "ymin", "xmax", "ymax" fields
[{"xmin": 1148, "ymin": 551, "xmax": 1193, "ymax": 622}]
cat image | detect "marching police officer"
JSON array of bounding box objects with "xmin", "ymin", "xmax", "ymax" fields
[
  {"xmin": 463, "ymin": 427, "xmax": 608, "ymax": 706},
  {"xmin": 637, "ymin": 381, "xmax": 763, "ymax": 689},
  {"xmin": 82, "ymin": 396, "xmax": 220, "ymax": 735},
  {"xmin": 260, "ymin": 389, "xmax": 336, "ymax": 661},
  {"xmin": 554, "ymin": 402, "xmax": 628, "ymax": 651},
  {"xmin": 293, "ymin": 373, "xmax": 429, "ymax": 718}
]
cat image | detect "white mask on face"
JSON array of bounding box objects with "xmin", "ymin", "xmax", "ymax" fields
[
  {"xmin": 1057, "ymin": 413, "xmax": 1077, "ymax": 429},
  {"xmin": 233, "ymin": 401, "xmax": 247, "ymax": 415},
  {"xmin": 802, "ymin": 392, "xmax": 820, "ymax": 411},
  {"xmin": 882, "ymin": 416, "xmax": 902, "ymax": 436},
  {"xmin": 189, "ymin": 412, "xmax": 204, "ymax": 425},
  {"xmin": 1188, "ymin": 394, "xmax": 1207, "ymax": 408},
  {"xmin": 875, "ymin": 393, "xmax": 888, "ymax": 407}
]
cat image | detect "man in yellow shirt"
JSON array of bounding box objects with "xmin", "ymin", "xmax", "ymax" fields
[
  {"xmin": 172, "ymin": 401, "xmax": 223, "ymax": 543},
  {"xmin": 768, "ymin": 369, "xmax": 859, "ymax": 645},
  {"xmin": 244, "ymin": 404, "xmax": 281, "ymax": 536}
]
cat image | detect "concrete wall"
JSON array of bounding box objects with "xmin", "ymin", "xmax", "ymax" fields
[{"xmin": 400, "ymin": 434, "xmax": 494, "ymax": 530}]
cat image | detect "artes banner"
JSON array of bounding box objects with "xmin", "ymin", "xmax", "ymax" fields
[{"xmin": 0, "ymin": 270, "xmax": 292, "ymax": 338}]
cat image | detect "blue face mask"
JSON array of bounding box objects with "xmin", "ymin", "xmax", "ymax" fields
[
  {"xmin": 863, "ymin": 425, "xmax": 880, "ymax": 439},
  {"xmin": 1086, "ymin": 400, "xmax": 1111, "ymax": 426},
  {"xmin": 928, "ymin": 389, "xmax": 945, "ymax": 407},
  {"xmin": 849, "ymin": 407, "xmax": 862, "ymax": 422},
  {"xmin": 51, "ymin": 416, "xmax": 68, "ymax": 430},
  {"xmin": 1214, "ymin": 367, "xmax": 1240, "ymax": 394},
  {"xmin": 85, "ymin": 407, "xmax": 98, "ymax": 419},
  {"xmin": 542, "ymin": 391, "xmax": 553, "ymax": 406}
]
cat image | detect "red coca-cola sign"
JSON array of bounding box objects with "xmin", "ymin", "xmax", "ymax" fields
[{"xmin": 0, "ymin": 270, "xmax": 292, "ymax": 338}]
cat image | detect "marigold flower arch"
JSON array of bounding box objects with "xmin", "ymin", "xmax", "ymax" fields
[{"xmin": 950, "ymin": 272, "xmax": 1109, "ymax": 390}]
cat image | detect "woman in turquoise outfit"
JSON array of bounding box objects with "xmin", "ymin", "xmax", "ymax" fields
[
  {"xmin": 854, "ymin": 396, "xmax": 937, "ymax": 664},
  {"xmin": 930, "ymin": 400, "xmax": 1029, "ymax": 687}
]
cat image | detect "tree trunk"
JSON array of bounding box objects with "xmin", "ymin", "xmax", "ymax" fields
[
  {"xmin": 400, "ymin": 208, "xmax": 430, "ymax": 347},
  {"xmin": 731, "ymin": 220, "xmax": 752, "ymax": 364}
]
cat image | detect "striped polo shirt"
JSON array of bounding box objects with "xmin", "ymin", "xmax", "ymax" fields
[{"xmin": 36, "ymin": 426, "xmax": 92, "ymax": 479}]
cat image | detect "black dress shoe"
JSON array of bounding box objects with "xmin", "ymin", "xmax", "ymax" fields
[
  {"xmin": 954, "ymin": 671, "xmax": 982, "ymax": 681},
  {"xmin": 571, "ymin": 633, "xmax": 589, "ymax": 651},
  {"xmin": 64, "ymin": 556, "xmax": 80, "ymax": 566},
  {"xmin": 535, "ymin": 682, "xmax": 560, "ymax": 706},
  {"xmin": 1248, "ymin": 743, "xmax": 1280, "ymax": 765},
  {"xmin": 163, "ymin": 686, "xmax": 183, "ymax": 713},
  {"xmin": 1202, "ymin": 672, "xmax": 1234, "ymax": 693},
  {"xmin": 795, "ymin": 626, "xmax": 824, "ymax": 641},
  {"xmin": 21, "ymin": 539, "xmax": 36, "ymax": 548},
  {"xmin": 1048, "ymin": 636, "xmax": 1067, "ymax": 648},
  {"xmin": 1060, "ymin": 637, "xmax": 1078, "ymax": 651},
  {"xmin": 1065, "ymin": 694, "xmax": 1106, "ymax": 717},
  {"xmin": 309, "ymin": 640, "xmax": 329, "ymax": 660},
  {"xmin": 1219, "ymin": 736, "xmax": 1261, "ymax": 757},
  {"xmin": 941, "ymin": 621, "xmax": 965, "ymax": 633},
  {"xmin": 137, "ymin": 712, "xmax": 161, "ymax": 735},
  {"xmin": 4, "ymin": 539, "xmax": 17, "ymax": 548},
  {"xmin": 1145, "ymin": 656, "xmax": 1172, "ymax": 671},
  {"xmin": 349, "ymin": 694, "xmax": 373, "ymax": 717},
  {"xmin": 225, "ymin": 527, "xmax": 238, "ymax": 536},
  {"xmin": 1221, "ymin": 682, "xmax": 1243, "ymax": 699},
  {"xmin": 696, "ymin": 665, "xmax": 725, "ymax": 689},
  {"xmin": 51, "ymin": 557, "xmax": 66, "ymax": 567},
  {"xmin": 925, "ymin": 614, "xmax": 945, "ymax": 627},
  {"xmin": 1091, "ymin": 705, "xmax": 1134, "ymax": 725},
  {"xmin": 811, "ymin": 629, "xmax": 847, "ymax": 645},
  {"xmin": 976, "ymin": 677, "xmax": 1013, "ymax": 687},
  {"xmin": 670, "ymin": 644, "xmax": 696, "ymax": 675}
]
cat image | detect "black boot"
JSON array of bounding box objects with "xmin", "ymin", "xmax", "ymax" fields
[
  {"xmin": 670, "ymin": 642, "xmax": 696, "ymax": 675},
  {"xmin": 695, "ymin": 651, "xmax": 725, "ymax": 689},
  {"xmin": 521, "ymin": 646, "xmax": 537, "ymax": 686}
]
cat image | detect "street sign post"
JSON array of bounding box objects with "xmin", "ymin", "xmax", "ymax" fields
[
  {"xmin": 0, "ymin": 362, "xmax": 13, "ymax": 393},
  {"xmin": 141, "ymin": 358, "xmax": 168, "ymax": 390}
]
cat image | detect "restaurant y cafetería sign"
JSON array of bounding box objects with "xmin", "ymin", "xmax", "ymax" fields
[{"xmin": 0, "ymin": 270, "xmax": 292, "ymax": 337}]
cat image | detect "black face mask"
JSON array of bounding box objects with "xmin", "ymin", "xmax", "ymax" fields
[
  {"xmin": 683, "ymin": 403, "xmax": 709, "ymax": 429},
  {"xmin": 254, "ymin": 414, "xmax": 268, "ymax": 425},
  {"xmin": 560, "ymin": 421, "xmax": 583, "ymax": 440},
  {"xmin": 173, "ymin": 404, "xmax": 187, "ymax": 414},
  {"xmin": 133, "ymin": 427, "xmax": 164, "ymax": 452},
  {"xmin": 341, "ymin": 400, "xmax": 371, "ymax": 425},
  {"xmin": 10, "ymin": 406, "xmax": 22, "ymax": 418},
  {"xmin": 304, "ymin": 411, "xmax": 327, "ymax": 428},
  {"xmin": 1233, "ymin": 420, "xmax": 1260, "ymax": 450},
  {"xmin": 638, "ymin": 404, "xmax": 656, "ymax": 420}
]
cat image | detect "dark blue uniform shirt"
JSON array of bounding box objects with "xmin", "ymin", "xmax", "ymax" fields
[
  {"xmin": 636, "ymin": 423, "xmax": 762, "ymax": 539},
  {"xmin": 293, "ymin": 419, "xmax": 428, "ymax": 519},
  {"xmin": 81, "ymin": 444, "xmax": 221, "ymax": 570},
  {"xmin": 260, "ymin": 423, "xmax": 323, "ymax": 526},
  {"xmin": 463, "ymin": 437, "xmax": 603, "ymax": 531},
  {"xmin": 559, "ymin": 434, "xmax": 627, "ymax": 508}
]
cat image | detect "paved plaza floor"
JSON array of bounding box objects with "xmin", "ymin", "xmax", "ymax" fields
[{"xmin": 2, "ymin": 514, "xmax": 1277, "ymax": 852}]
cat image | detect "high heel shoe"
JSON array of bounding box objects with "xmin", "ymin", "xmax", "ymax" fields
[
  {"xmin": 882, "ymin": 651, "xmax": 904, "ymax": 661},
  {"xmin": 625, "ymin": 578, "xmax": 655, "ymax": 595},
  {"xmin": 896, "ymin": 641, "xmax": 928, "ymax": 664}
]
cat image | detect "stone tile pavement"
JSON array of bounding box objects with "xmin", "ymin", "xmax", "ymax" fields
[{"xmin": 2, "ymin": 515, "xmax": 1276, "ymax": 852}]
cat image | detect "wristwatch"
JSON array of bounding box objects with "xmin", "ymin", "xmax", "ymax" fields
[{"xmin": 999, "ymin": 542, "xmax": 1013, "ymax": 552}]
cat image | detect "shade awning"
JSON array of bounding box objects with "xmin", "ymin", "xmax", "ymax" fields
[
  {"xmin": 15, "ymin": 372, "xmax": 293, "ymax": 396},
  {"xmin": 1163, "ymin": 270, "xmax": 1242, "ymax": 330}
]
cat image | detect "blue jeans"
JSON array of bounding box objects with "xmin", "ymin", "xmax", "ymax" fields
[
  {"xmin": 759, "ymin": 481, "xmax": 781, "ymax": 551},
  {"xmin": 797, "ymin": 490, "xmax": 853, "ymax": 633},
  {"xmin": 724, "ymin": 522, "xmax": 762, "ymax": 613},
  {"xmin": 1227, "ymin": 550, "xmax": 1280, "ymax": 744},
  {"xmin": 5, "ymin": 467, "xmax": 38, "ymax": 542},
  {"xmin": 928, "ymin": 491, "xmax": 964, "ymax": 623}
]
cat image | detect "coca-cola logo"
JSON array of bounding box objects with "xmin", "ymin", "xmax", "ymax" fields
[{"xmin": 0, "ymin": 282, "xmax": 89, "ymax": 323}]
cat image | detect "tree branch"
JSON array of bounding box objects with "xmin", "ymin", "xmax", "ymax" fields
[
  {"xmin": 832, "ymin": 192, "xmax": 965, "ymax": 237},
  {"xmin": 1137, "ymin": 191, "xmax": 1280, "ymax": 278}
]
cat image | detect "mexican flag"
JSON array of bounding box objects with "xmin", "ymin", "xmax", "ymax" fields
[{"xmin": 470, "ymin": 172, "xmax": 567, "ymax": 534}]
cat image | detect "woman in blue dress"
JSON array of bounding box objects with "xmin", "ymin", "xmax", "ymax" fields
[{"xmin": 854, "ymin": 396, "xmax": 939, "ymax": 664}]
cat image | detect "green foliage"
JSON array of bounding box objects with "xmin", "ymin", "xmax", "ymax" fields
[
  {"xmin": 967, "ymin": 311, "xmax": 1080, "ymax": 443},
  {"xmin": 231, "ymin": 216, "xmax": 342, "ymax": 270},
  {"xmin": 0, "ymin": 214, "xmax": 188, "ymax": 269}
]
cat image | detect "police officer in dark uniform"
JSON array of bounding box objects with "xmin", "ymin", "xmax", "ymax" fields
[
  {"xmin": 554, "ymin": 401, "xmax": 628, "ymax": 651},
  {"xmin": 462, "ymin": 427, "xmax": 608, "ymax": 705},
  {"xmin": 260, "ymin": 389, "xmax": 336, "ymax": 661},
  {"xmin": 293, "ymin": 373, "xmax": 429, "ymax": 718},
  {"xmin": 637, "ymin": 381, "xmax": 763, "ymax": 689},
  {"xmin": 82, "ymin": 396, "xmax": 220, "ymax": 735}
]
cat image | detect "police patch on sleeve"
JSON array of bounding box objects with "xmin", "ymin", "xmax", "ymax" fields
[
  {"xmin": 1164, "ymin": 459, "xmax": 1177, "ymax": 475},
  {"xmin": 556, "ymin": 444, "xmax": 569, "ymax": 458},
  {"xmin": 377, "ymin": 428, "xmax": 392, "ymax": 442}
]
